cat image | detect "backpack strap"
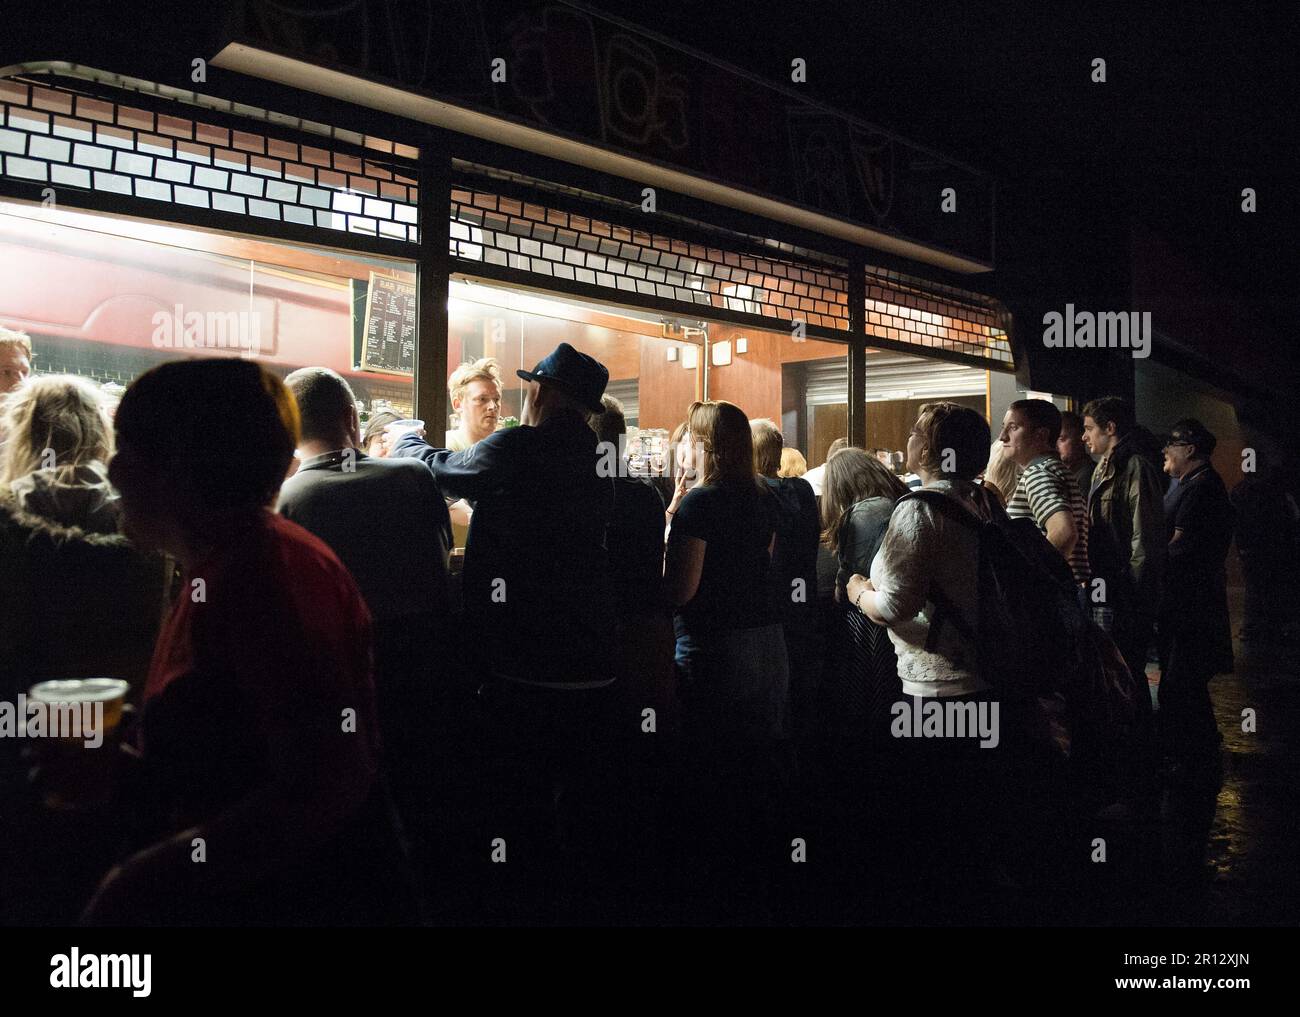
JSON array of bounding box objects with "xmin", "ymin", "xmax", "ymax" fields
[
  {"xmin": 925, "ymin": 583, "xmax": 977, "ymax": 652},
  {"xmin": 897, "ymin": 488, "xmax": 982, "ymax": 651},
  {"xmin": 899, "ymin": 486, "xmax": 994, "ymax": 530}
]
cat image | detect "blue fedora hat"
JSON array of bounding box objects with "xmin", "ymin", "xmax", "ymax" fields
[{"xmin": 516, "ymin": 342, "xmax": 609, "ymax": 414}]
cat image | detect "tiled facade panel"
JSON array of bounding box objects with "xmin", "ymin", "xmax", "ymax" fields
[
  {"xmin": 864, "ymin": 267, "xmax": 1013, "ymax": 365},
  {"xmin": 450, "ymin": 186, "xmax": 851, "ymax": 331},
  {"xmin": 0, "ymin": 79, "xmax": 419, "ymax": 242},
  {"xmin": 0, "ymin": 77, "xmax": 1011, "ymax": 366}
]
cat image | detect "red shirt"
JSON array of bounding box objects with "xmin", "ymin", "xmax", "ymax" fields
[{"xmin": 142, "ymin": 510, "xmax": 378, "ymax": 823}]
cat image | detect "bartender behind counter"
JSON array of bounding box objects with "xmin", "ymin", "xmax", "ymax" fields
[{"xmin": 435, "ymin": 358, "xmax": 504, "ymax": 536}]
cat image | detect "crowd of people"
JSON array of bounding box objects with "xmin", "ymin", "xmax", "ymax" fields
[{"xmin": 0, "ymin": 322, "xmax": 1292, "ymax": 925}]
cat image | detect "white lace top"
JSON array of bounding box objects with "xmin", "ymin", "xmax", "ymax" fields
[{"xmin": 869, "ymin": 480, "xmax": 989, "ymax": 698}]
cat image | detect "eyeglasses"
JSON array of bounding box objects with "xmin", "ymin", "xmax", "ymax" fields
[{"xmin": 1163, "ymin": 440, "xmax": 1193, "ymax": 450}]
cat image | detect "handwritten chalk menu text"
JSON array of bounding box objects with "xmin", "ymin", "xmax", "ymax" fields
[{"xmin": 360, "ymin": 272, "xmax": 416, "ymax": 375}]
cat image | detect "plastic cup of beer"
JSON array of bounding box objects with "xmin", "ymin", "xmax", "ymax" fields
[
  {"xmin": 384, "ymin": 418, "xmax": 425, "ymax": 440},
  {"xmin": 27, "ymin": 678, "xmax": 129, "ymax": 810},
  {"xmin": 29, "ymin": 678, "xmax": 128, "ymax": 731}
]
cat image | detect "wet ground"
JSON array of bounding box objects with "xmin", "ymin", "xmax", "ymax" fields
[{"xmin": 1152, "ymin": 589, "xmax": 1300, "ymax": 926}]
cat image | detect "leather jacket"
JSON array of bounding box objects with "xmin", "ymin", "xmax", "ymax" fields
[{"xmin": 1086, "ymin": 434, "xmax": 1166, "ymax": 618}]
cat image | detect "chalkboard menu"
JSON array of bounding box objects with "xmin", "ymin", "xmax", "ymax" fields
[{"xmin": 359, "ymin": 272, "xmax": 416, "ymax": 375}]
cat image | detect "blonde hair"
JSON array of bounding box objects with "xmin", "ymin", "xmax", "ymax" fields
[
  {"xmin": 749, "ymin": 418, "xmax": 784, "ymax": 476},
  {"xmin": 0, "ymin": 374, "xmax": 112, "ymax": 487},
  {"xmin": 0, "ymin": 327, "xmax": 32, "ymax": 360},
  {"xmin": 687, "ymin": 400, "xmax": 760, "ymax": 490},
  {"xmin": 778, "ymin": 446, "xmax": 807, "ymax": 477},
  {"xmin": 448, "ymin": 357, "xmax": 502, "ymax": 405},
  {"xmin": 983, "ymin": 439, "xmax": 1022, "ymax": 504}
]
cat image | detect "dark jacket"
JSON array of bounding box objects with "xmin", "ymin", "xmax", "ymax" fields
[
  {"xmin": 277, "ymin": 449, "xmax": 451, "ymax": 623},
  {"xmin": 1162, "ymin": 463, "xmax": 1234, "ymax": 673},
  {"xmin": 1230, "ymin": 468, "xmax": 1300, "ymax": 580},
  {"xmin": 0, "ymin": 479, "xmax": 168, "ymax": 791},
  {"xmin": 829, "ymin": 495, "xmax": 901, "ymax": 739},
  {"xmin": 394, "ymin": 411, "xmax": 615, "ymax": 686},
  {"xmin": 0, "ymin": 467, "xmax": 167, "ymax": 696},
  {"xmin": 1066, "ymin": 457, "xmax": 1096, "ymax": 502},
  {"xmin": 763, "ymin": 475, "xmax": 819, "ymax": 627},
  {"xmin": 1087, "ymin": 434, "xmax": 1166, "ymax": 619},
  {"xmin": 608, "ymin": 475, "xmax": 666, "ymax": 615},
  {"xmin": 834, "ymin": 495, "xmax": 897, "ymax": 598}
]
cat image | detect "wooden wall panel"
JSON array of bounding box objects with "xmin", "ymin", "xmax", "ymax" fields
[
  {"xmin": 809, "ymin": 403, "xmax": 849, "ymax": 467},
  {"xmin": 639, "ymin": 341, "xmax": 699, "ymax": 431},
  {"xmin": 779, "ymin": 335, "xmax": 849, "ymax": 364},
  {"xmin": 866, "ymin": 395, "xmax": 986, "ymax": 455},
  {"xmin": 705, "ymin": 324, "xmax": 783, "ymax": 422},
  {"xmin": 521, "ymin": 317, "xmax": 641, "ymax": 381},
  {"xmin": 865, "ymin": 400, "xmax": 912, "ymax": 455}
]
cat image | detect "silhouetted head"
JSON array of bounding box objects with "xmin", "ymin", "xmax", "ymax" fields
[
  {"xmin": 284, "ymin": 366, "xmax": 360, "ymax": 452},
  {"xmin": 749, "ymin": 417, "xmax": 783, "ymax": 478},
  {"xmin": 110, "ymin": 358, "xmax": 298, "ymax": 559}
]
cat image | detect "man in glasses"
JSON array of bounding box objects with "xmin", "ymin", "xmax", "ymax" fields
[{"xmin": 1159, "ymin": 419, "xmax": 1235, "ymax": 780}]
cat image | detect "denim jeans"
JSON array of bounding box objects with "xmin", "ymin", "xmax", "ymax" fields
[{"xmin": 675, "ymin": 621, "xmax": 790, "ymax": 745}]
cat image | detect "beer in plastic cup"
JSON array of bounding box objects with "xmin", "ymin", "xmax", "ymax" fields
[
  {"xmin": 27, "ymin": 678, "xmax": 129, "ymax": 810},
  {"xmin": 384, "ymin": 418, "xmax": 425, "ymax": 440}
]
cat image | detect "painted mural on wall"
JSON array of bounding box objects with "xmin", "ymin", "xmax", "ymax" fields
[{"xmin": 240, "ymin": 0, "xmax": 994, "ymax": 263}]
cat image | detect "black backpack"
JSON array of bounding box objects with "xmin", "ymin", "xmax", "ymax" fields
[
  {"xmin": 897, "ymin": 488, "xmax": 1084, "ymax": 753},
  {"xmin": 897, "ymin": 488, "xmax": 1148, "ymax": 807}
]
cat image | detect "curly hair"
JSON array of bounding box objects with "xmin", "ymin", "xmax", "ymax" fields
[
  {"xmin": 1081, "ymin": 396, "xmax": 1135, "ymax": 438},
  {"xmin": 0, "ymin": 373, "xmax": 112, "ymax": 487},
  {"xmin": 447, "ymin": 357, "xmax": 502, "ymax": 405}
]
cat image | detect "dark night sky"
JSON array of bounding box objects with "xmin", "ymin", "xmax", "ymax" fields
[{"xmin": 588, "ymin": 0, "xmax": 1297, "ymax": 331}]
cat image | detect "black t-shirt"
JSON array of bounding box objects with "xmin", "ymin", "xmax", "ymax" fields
[
  {"xmin": 670, "ymin": 482, "xmax": 778, "ymax": 634},
  {"xmin": 609, "ymin": 475, "xmax": 666, "ymax": 613},
  {"xmin": 763, "ymin": 476, "xmax": 819, "ymax": 625}
]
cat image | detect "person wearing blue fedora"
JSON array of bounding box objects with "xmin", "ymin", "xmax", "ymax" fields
[
  {"xmin": 392, "ymin": 341, "xmax": 614, "ymax": 688},
  {"xmin": 392, "ymin": 342, "xmax": 618, "ymax": 917}
]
